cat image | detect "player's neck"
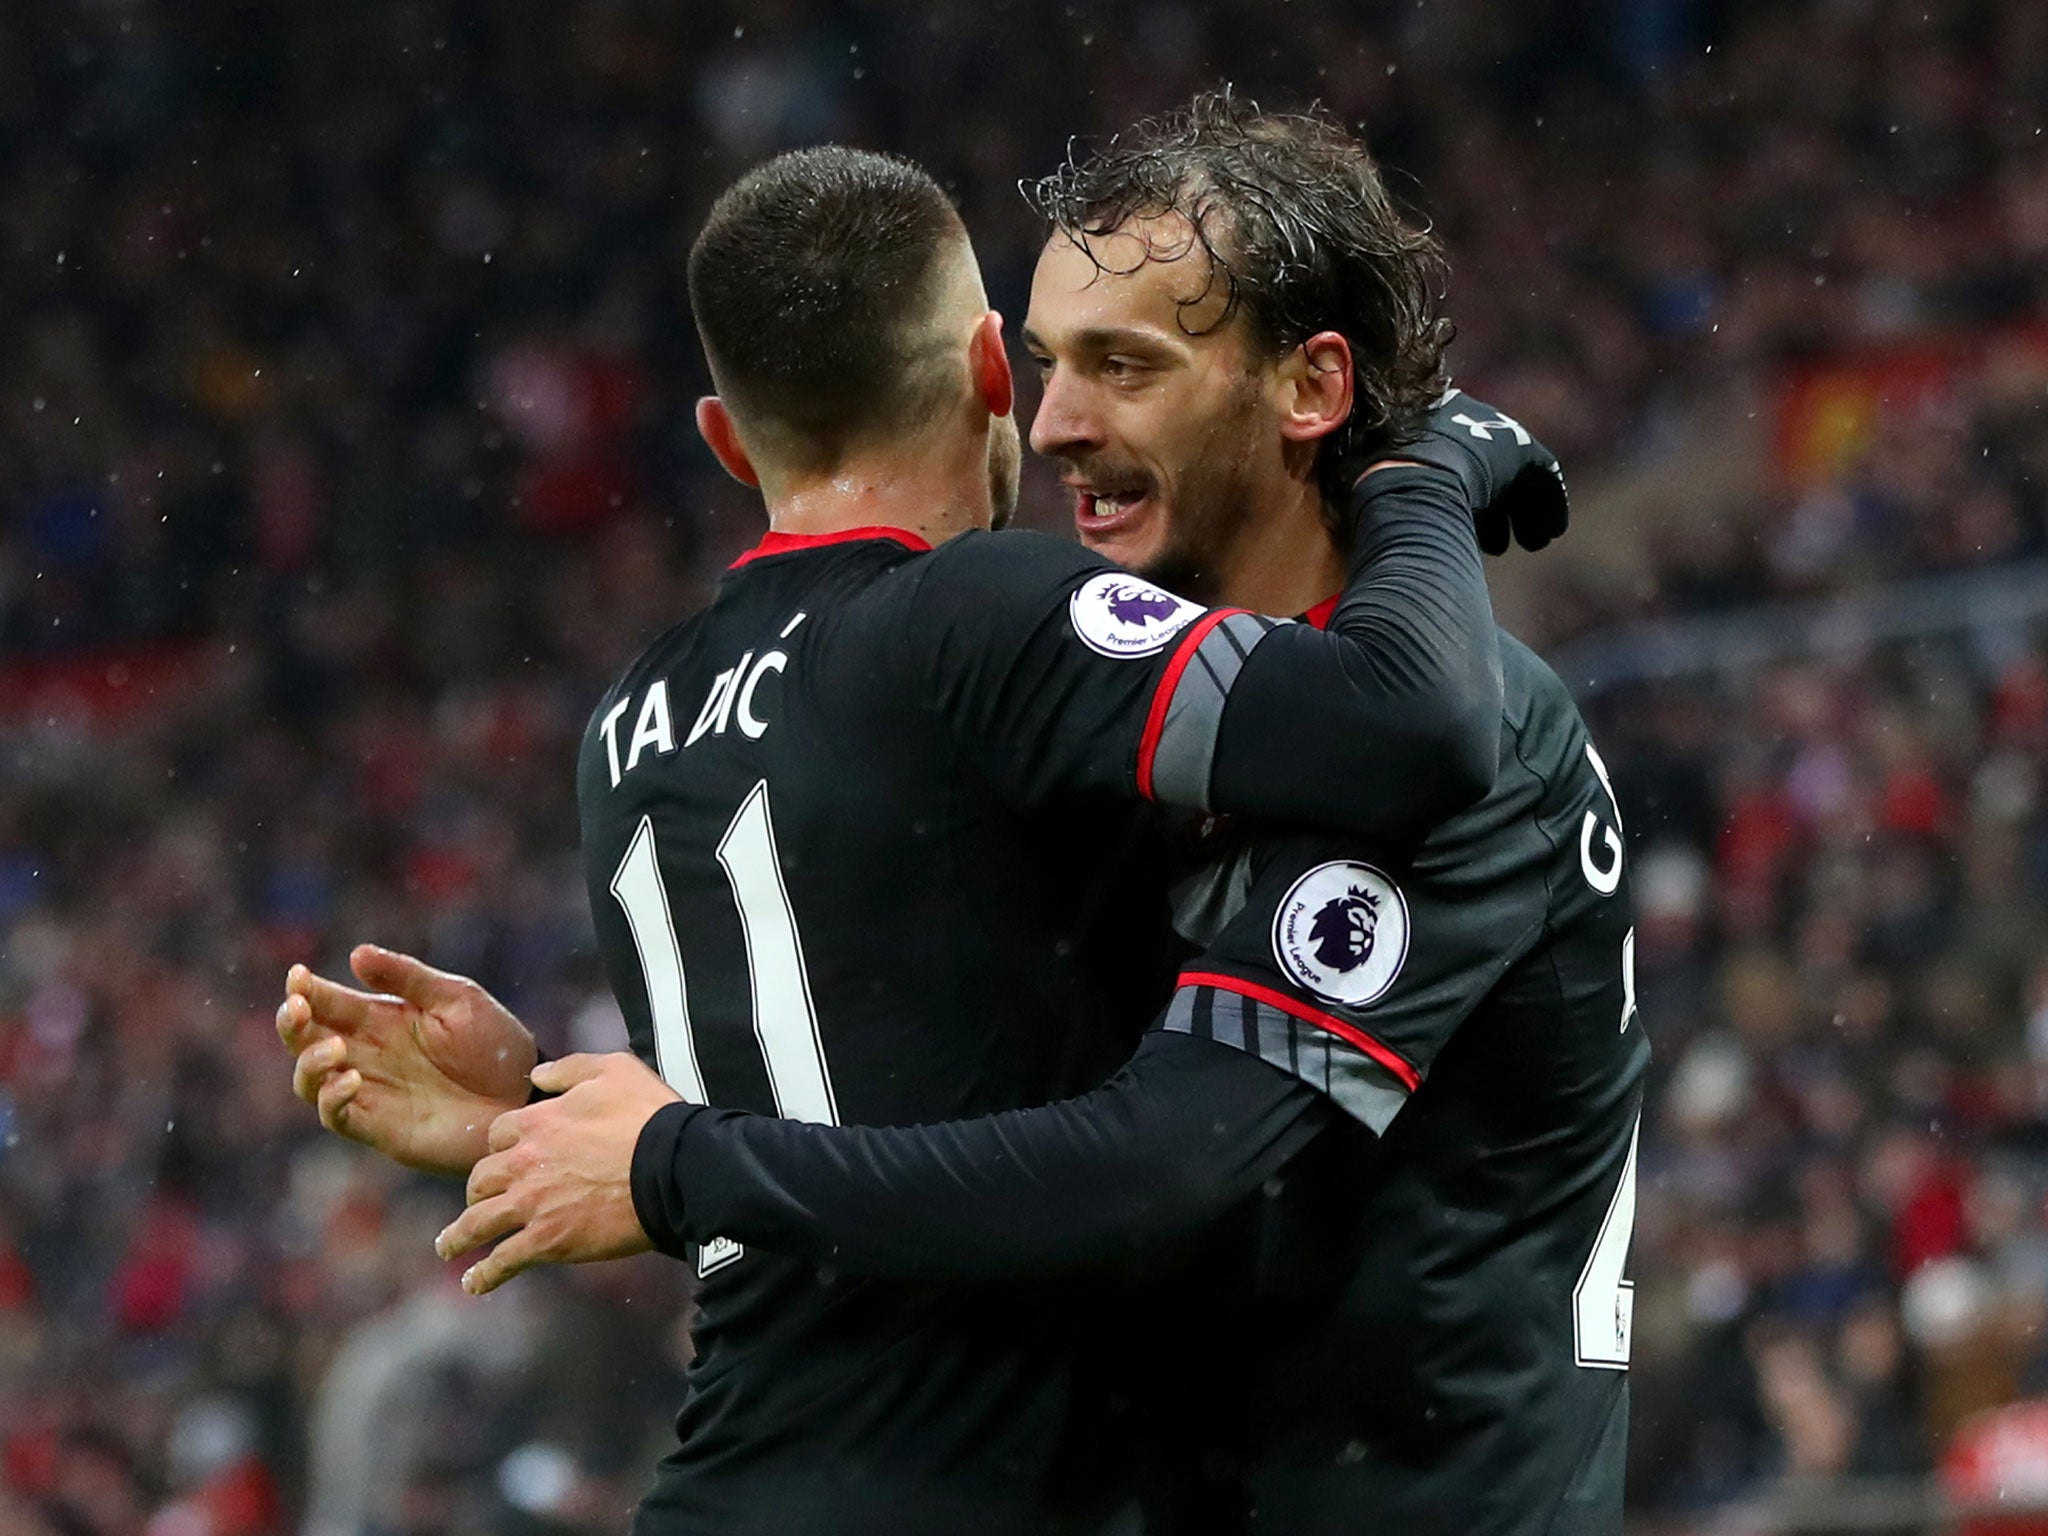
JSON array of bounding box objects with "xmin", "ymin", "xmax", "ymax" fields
[
  {"xmin": 1212, "ymin": 486, "xmax": 1346, "ymax": 617},
  {"xmin": 761, "ymin": 442, "xmax": 991, "ymax": 549}
]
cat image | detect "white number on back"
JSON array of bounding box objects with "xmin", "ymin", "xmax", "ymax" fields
[
  {"xmin": 610, "ymin": 816, "xmax": 707, "ymax": 1102},
  {"xmin": 1573, "ymin": 1113, "xmax": 1638, "ymax": 1370},
  {"xmin": 609, "ymin": 779, "xmax": 839, "ymax": 1125},
  {"xmin": 715, "ymin": 781, "xmax": 837, "ymax": 1125}
]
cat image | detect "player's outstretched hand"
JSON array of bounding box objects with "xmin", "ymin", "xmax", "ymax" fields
[
  {"xmin": 276, "ymin": 944, "xmax": 539, "ymax": 1178},
  {"xmin": 1364, "ymin": 387, "xmax": 1569, "ymax": 555},
  {"xmin": 435, "ymin": 1053, "xmax": 678, "ymax": 1295}
]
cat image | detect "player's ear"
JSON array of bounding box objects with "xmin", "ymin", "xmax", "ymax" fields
[
  {"xmin": 1276, "ymin": 330, "xmax": 1354, "ymax": 444},
  {"xmin": 695, "ymin": 396, "xmax": 761, "ymax": 488},
  {"xmin": 970, "ymin": 311, "xmax": 1015, "ymax": 423}
]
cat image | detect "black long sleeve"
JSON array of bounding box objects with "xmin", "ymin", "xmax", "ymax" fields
[
  {"xmin": 631, "ymin": 1032, "xmax": 1331, "ymax": 1280},
  {"xmin": 904, "ymin": 462, "xmax": 1502, "ymax": 843},
  {"xmin": 1207, "ymin": 464, "xmax": 1504, "ymax": 838}
]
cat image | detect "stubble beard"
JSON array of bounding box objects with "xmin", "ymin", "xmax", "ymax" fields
[{"xmin": 1128, "ymin": 392, "xmax": 1266, "ymax": 605}]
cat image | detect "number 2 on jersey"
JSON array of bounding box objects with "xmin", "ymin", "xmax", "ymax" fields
[{"xmin": 609, "ymin": 779, "xmax": 840, "ymax": 1124}]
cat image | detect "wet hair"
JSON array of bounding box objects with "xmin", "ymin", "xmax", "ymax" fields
[
  {"xmin": 690, "ymin": 146, "xmax": 966, "ymax": 466},
  {"xmin": 1025, "ymin": 89, "xmax": 1452, "ymax": 511}
]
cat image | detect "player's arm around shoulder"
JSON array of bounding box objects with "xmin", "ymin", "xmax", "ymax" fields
[
  {"xmin": 1194, "ymin": 389, "xmax": 1568, "ymax": 840},
  {"xmin": 876, "ymin": 410, "xmax": 1550, "ymax": 840}
]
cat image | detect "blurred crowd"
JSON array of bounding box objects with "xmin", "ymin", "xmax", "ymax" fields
[
  {"xmin": 2, "ymin": 1, "xmax": 2046, "ymax": 1532},
  {"xmin": 1602, "ymin": 581, "xmax": 2048, "ymax": 1510}
]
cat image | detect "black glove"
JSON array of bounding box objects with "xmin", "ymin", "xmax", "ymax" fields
[{"xmin": 1370, "ymin": 388, "xmax": 1570, "ymax": 555}]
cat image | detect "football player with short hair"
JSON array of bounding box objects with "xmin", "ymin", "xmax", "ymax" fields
[
  {"xmin": 284, "ymin": 119, "xmax": 1566, "ymax": 1536},
  {"xmin": 472, "ymin": 98, "xmax": 1645, "ymax": 1536}
]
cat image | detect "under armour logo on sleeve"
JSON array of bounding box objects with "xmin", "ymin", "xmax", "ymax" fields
[{"xmin": 1452, "ymin": 411, "xmax": 1532, "ymax": 445}]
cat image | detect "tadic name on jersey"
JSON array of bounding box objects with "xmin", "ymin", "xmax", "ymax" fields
[
  {"xmin": 1067, "ymin": 573, "xmax": 1202, "ymax": 658},
  {"xmin": 1271, "ymin": 860, "xmax": 1410, "ymax": 1007}
]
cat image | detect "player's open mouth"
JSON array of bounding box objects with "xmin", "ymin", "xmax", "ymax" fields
[{"xmin": 1073, "ymin": 486, "xmax": 1152, "ymax": 538}]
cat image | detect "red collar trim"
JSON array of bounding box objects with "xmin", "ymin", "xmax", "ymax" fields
[
  {"xmin": 1302, "ymin": 594, "xmax": 1340, "ymax": 630},
  {"xmin": 729, "ymin": 526, "xmax": 932, "ymax": 570}
]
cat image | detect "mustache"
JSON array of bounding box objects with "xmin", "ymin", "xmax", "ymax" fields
[{"xmin": 1059, "ymin": 459, "xmax": 1154, "ymax": 496}]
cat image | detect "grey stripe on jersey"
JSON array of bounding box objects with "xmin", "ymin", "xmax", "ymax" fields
[
  {"xmin": 1161, "ymin": 981, "xmax": 1412, "ymax": 1135},
  {"xmin": 1147, "ymin": 613, "xmax": 1284, "ymax": 809}
]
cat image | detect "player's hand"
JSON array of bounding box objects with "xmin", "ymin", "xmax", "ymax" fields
[
  {"xmin": 276, "ymin": 944, "xmax": 539, "ymax": 1178},
  {"xmin": 1363, "ymin": 387, "xmax": 1569, "ymax": 555},
  {"xmin": 436, "ymin": 1052, "xmax": 679, "ymax": 1295}
]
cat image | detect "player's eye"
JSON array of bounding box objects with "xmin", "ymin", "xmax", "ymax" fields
[{"xmin": 1100, "ymin": 356, "xmax": 1144, "ymax": 380}]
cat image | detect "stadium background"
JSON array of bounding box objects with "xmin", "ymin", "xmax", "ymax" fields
[{"xmin": 3, "ymin": 0, "xmax": 2046, "ymax": 1531}]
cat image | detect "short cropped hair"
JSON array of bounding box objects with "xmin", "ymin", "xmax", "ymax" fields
[
  {"xmin": 1025, "ymin": 91, "xmax": 1452, "ymax": 510},
  {"xmin": 689, "ymin": 147, "xmax": 967, "ymax": 466}
]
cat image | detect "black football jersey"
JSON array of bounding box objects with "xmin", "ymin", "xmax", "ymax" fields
[
  {"xmin": 580, "ymin": 528, "xmax": 1180, "ymax": 1535},
  {"xmin": 618, "ymin": 627, "xmax": 1647, "ymax": 1536},
  {"xmin": 578, "ymin": 509, "xmax": 1505, "ymax": 1536},
  {"xmin": 1159, "ymin": 634, "xmax": 1646, "ymax": 1536}
]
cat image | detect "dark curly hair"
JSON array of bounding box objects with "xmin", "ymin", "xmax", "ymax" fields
[{"xmin": 1024, "ymin": 90, "xmax": 1452, "ymax": 513}]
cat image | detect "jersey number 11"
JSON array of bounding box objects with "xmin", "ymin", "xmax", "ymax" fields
[{"xmin": 608, "ymin": 779, "xmax": 841, "ymax": 1125}]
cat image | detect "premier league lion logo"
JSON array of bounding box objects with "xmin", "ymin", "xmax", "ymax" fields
[
  {"xmin": 1068, "ymin": 572, "xmax": 1200, "ymax": 657},
  {"xmin": 1308, "ymin": 886, "xmax": 1381, "ymax": 973},
  {"xmin": 1272, "ymin": 860, "xmax": 1410, "ymax": 1006},
  {"xmin": 1104, "ymin": 584, "xmax": 1183, "ymax": 628}
]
